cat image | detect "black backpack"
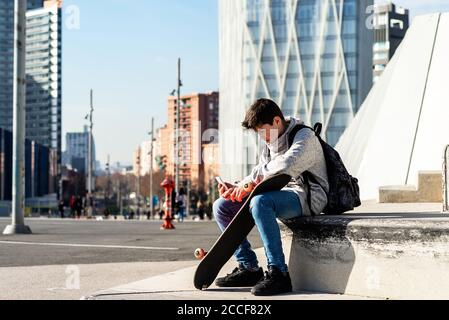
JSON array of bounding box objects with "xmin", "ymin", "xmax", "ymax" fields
[{"xmin": 281, "ymin": 122, "xmax": 361, "ymax": 215}]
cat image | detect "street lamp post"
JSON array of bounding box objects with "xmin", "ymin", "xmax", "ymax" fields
[
  {"xmin": 106, "ymin": 154, "xmax": 110, "ymax": 212},
  {"xmin": 4, "ymin": 0, "xmax": 31, "ymax": 235},
  {"xmin": 175, "ymin": 58, "xmax": 182, "ymax": 197},
  {"xmin": 118, "ymin": 182, "xmax": 123, "ymax": 217},
  {"xmin": 186, "ymin": 180, "xmax": 190, "ymax": 218},
  {"xmin": 136, "ymin": 151, "xmax": 141, "ymax": 218},
  {"xmin": 87, "ymin": 89, "xmax": 94, "ymax": 217},
  {"xmin": 149, "ymin": 117, "xmax": 154, "ymax": 219}
]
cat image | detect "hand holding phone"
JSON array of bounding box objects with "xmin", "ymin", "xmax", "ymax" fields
[{"xmin": 215, "ymin": 177, "xmax": 229, "ymax": 191}]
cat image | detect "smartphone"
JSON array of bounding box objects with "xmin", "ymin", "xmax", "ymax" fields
[{"xmin": 215, "ymin": 176, "xmax": 230, "ymax": 191}]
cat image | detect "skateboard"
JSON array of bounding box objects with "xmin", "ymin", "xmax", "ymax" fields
[{"xmin": 193, "ymin": 173, "xmax": 292, "ymax": 290}]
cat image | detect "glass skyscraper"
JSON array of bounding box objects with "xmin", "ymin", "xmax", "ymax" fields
[
  {"xmin": 26, "ymin": 1, "xmax": 62, "ymax": 158},
  {"xmin": 220, "ymin": 0, "xmax": 373, "ymax": 182},
  {"xmin": 0, "ymin": 1, "xmax": 14, "ymax": 131},
  {"xmin": 0, "ymin": 0, "xmax": 62, "ymax": 165},
  {"xmin": 28, "ymin": 0, "xmax": 45, "ymax": 10},
  {"xmin": 63, "ymin": 126, "xmax": 97, "ymax": 174}
]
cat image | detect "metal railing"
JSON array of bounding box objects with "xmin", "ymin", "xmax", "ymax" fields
[{"xmin": 443, "ymin": 145, "xmax": 449, "ymax": 213}]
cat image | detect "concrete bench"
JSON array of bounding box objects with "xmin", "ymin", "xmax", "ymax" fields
[{"xmin": 279, "ymin": 202, "xmax": 449, "ymax": 299}]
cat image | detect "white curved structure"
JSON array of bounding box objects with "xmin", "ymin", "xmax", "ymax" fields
[{"xmin": 336, "ymin": 12, "xmax": 449, "ymax": 200}]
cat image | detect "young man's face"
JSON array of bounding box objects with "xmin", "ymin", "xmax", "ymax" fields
[{"xmin": 256, "ymin": 116, "xmax": 285, "ymax": 144}]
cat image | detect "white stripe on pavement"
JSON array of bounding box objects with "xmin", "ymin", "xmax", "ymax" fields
[{"xmin": 0, "ymin": 241, "xmax": 179, "ymax": 251}]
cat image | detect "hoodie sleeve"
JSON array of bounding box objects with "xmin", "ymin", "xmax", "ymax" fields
[
  {"xmin": 238, "ymin": 146, "xmax": 270, "ymax": 187},
  {"xmin": 259, "ymin": 128, "xmax": 318, "ymax": 178}
]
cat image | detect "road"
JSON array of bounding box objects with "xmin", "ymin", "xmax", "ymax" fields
[{"xmin": 0, "ymin": 218, "xmax": 263, "ymax": 268}]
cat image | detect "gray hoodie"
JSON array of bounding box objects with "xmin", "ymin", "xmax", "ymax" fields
[{"xmin": 240, "ymin": 117, "xmax": 329, "ymax": 216}]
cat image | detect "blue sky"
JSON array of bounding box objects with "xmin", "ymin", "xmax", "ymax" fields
[
  {"xmin": 62, "ymin": 0, "xmax": 219, "ymax": 166},
  {"xmin": 386, "ymin": 0, "xmax": 449, "ymax": 19},
  {"xmin": 62, "ymin": 0, "xmax": 449, "ymax": 166}
]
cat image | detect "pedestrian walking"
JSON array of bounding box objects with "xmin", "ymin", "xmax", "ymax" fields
[{"xmin": 58, "ymin": 200, "xmax": 65, "ymax": 219}]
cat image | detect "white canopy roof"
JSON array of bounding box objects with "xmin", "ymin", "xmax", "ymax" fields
[{"xmin": 336, "ymin": 12, "xmax": 449, "ymax": 200}]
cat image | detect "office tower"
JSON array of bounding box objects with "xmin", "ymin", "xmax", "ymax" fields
[
  {"xmin": 63, "ymin": 126, "xmax": 96, "ymax": 174},
  {"xmin": 219, "ymin": 0, "xmax": 373, "ymax": 181},
  {"xmin": 373, "ymin": 2, "xmax": 409, "ymax": 83}
]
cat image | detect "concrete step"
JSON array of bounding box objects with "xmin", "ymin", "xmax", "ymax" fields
[
  {"xmin": 379, "ymin": 171, "xmax": 442, "ymax": 203},
  {"xmin": 280, "ymin": 202, "xmax": 449, "ymax": 299}
]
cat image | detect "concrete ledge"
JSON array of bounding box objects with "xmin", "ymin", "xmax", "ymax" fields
[
  {"xmin": 380, "ymin": 171, "xmax": 442, "ymax": 203},
  {"xmin": 279, "ymin": 207, "xmax": 449, "ymax": 299},
  {"xmin": 418, "ymin": 171, "xmax": 443, "ymax": 202},
  {"xmin": 379, "ymin": 186, "xmax": 417, "ymax": 203}
]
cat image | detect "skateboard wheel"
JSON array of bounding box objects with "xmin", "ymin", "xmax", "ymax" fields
[{"xmin": 194, "ymin": 248, "xmax": 207, "ymax": 260}]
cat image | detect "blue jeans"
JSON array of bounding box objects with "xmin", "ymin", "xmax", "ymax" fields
[
  {"xmin": 177, "ymin": 207, "xmax": 185, "ymax": 222},
  {"xmin": 213, "ymin": 191, "xmax": 302, "ymax": 273}
]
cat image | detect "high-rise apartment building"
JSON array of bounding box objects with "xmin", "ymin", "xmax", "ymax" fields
[
  {"xmin": 0, "ymin": 1, "xmax": 15, "ymax": 131},
  {"xmin": 167, "ymin": 92, "xmax": 219, "ymax": 191},
  {"xmin": 0, "ymin": 0, "xmax": 62, "ymax": 164},
  {"xmin": 26, "ymin": 0, "xmax": 62, "ymax": 157}
]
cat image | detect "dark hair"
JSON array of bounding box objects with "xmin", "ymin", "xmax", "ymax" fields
[{"xmin": 242, "ymin": 99, "xmax": 286, "ymax": 130}]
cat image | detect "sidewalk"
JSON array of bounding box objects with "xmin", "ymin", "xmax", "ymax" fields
[
  {"xmin": 0, "ymin": 261, "xmax": 197, "ymax": 300},
  {"xmin": 84, "ymin": 247, "xmax": 376, "ymax": 300},
  {"xmin": 85, "ymin": 201, "xmax": 444, "ymax": 300}
]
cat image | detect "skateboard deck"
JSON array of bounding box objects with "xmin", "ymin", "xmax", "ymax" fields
[{"xmin": 193, "ymin": 173, "xmax": 292, "ymax": 290}]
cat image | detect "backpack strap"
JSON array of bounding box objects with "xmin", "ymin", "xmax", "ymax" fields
[
  {"xmin": 287, "ymin": 123, "xmax": 322, "ymax": 217},
  {"xmin": 302, "ymin": 172, "xmax": 314, "ymax": 216},
  {"xmin": 314, "ymin": 123, "xmax": 323, "ymax": 136},
  {"xmin": 287, "ymin": 123, "xmax": 322, "ymax": 148}
]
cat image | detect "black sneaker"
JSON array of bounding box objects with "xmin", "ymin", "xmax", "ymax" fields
[
  {"xmin": 251, "ymin": 266, "xmax": 293, "ymax": 296},
  {"xmin": 215, "ymin": 266, "xmax": 264, "ymax": 287}
]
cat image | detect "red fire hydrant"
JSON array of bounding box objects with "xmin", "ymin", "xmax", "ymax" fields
[{"xmin": 160, "ymin": 176, "xmax": 175, "ymax": 230}]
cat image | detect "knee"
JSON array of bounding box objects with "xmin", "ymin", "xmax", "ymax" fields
[
  {"xmin": 212, "ymin": 198, "xmax": 227, "ymax": 219},
  {"xmin": 250, "ymin": 194, "xmax": 274, "ymax": 217}
]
